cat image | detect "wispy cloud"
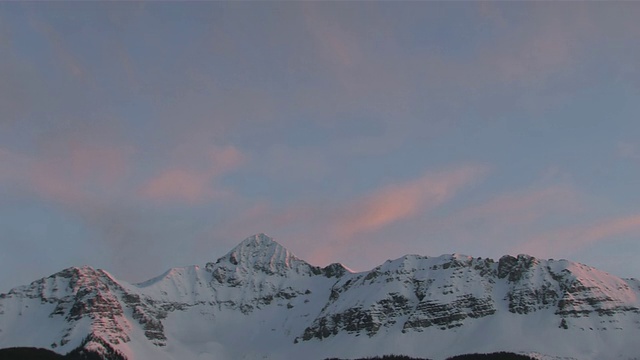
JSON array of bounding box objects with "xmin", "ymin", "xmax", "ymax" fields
[
  {"xmin": 139, "ymin": 169, "xmax": 216, "ymax": 204},
  {"xmin": 335, "ymin": 166, "xmax": 487, "ymax": 239},
  {"xmin": 0, "ymin": 142, "xmax": 132, "ymax": 206},
  {"xmin": 0, "ymin": 140, "xmax": 247, "ymax": 207},
  {"xmin": 487, "ymin": 28, "xmax": 575, "ymax": 86},
  {"xmin": 0, "ymin": 148, "xmax": 29, "ymax": 182},
  {"xmin": 473, "ymin": 3, "xmax": 591, "ymax": 87},
  {"xmin": 618, "ymin": 142, "xmax": 640, "ymax": 160},
  {"xmin": 28, "ymin": 13, "xmax": 87, "ymax": 80},
  {"xmin": 444, "ymin": 185, "xmax": 580, "ymax": 231},
  {"xmin": 209, "ymin": 165, "xmax": 488, "ymax": 268},
  {"xmin": 139, "ymin": 146, "xmax": 245, "ymax": 204},
  {"xmin": 302, "ymin": 3, "xmax": 361, "ymax": 68},
  {"xmin": 417, "ymin": 184, "xmax": 583, "ymax": 256},
  {"xmin": 519, "ymin": 214, "xmax": 640, "ymax": 256}
]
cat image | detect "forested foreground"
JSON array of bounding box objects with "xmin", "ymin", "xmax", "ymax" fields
[{"xmin": 325, "ymin": 352, "xmax": 536, "ymax": 360}]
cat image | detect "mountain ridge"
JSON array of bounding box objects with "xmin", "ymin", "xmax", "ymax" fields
[{"xmin": 1, "ymin": 234, "xmax": 639, "ymax": 360}]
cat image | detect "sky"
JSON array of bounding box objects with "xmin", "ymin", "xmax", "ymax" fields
[{"xmin": 1, "ymin": 2, "xmax": 640, "ymax": 292}]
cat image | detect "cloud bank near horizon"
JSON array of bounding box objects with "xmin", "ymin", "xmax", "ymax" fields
[{"xmin": 1, "ymin": 2, "xmax": 640, "ymax": 291}]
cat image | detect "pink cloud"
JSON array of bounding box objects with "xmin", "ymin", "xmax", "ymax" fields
[
  {"xmin": 205, "ymin": 165, "xmax": 486, "ymax": 269},
  {"xmin": 302, "ymin": 4, "xmax": 361, "ymax": 68},
  {"xmin": 208, "ymin": 146, "xmax": 245, "ymax": 175},
  {"xmin": 28, "ymin": 142, "xmax": 132, "ymax": 205},
  {"xmin": 518, "ymin": 214, "xmax": 640, "ymax": 256},
  {"xmin": 474, "ymin": 4, "xmax": 591, "ymax": 87},
  {"xmin": 477, "ymin": 2, "xmax": 507, "ymax": 27},
  {"xmin": 138, "ymin": 169, "xmax": 214, "ymax": 204},
  {"xmin": 490, "ymin": 32, "xmax": 573, "ymax": 85},
  {"xmin": 28, "ymin": 13, "xmax": 87, "ymax": 80},
  {"xmin": 138, "ymin": 145, "xmax": 245, "ymax": 204},
  {"xmin": 0, "ymin": 142, "xmax": 132, "ymax": 206},
  {"xmin": 402, "ymin": 184, "xmax": 584, "ymax": 257},
  {"xmin": 445, "ymin": 185, "xmax": 580, "ymax": 231},
  {"xmin": 618, "ymin": 142, "xmax": 640, "ymax": 160},
  {"xmin": 0, "ymin": 148, "xmax": 30, "ymax": 182},
  {"xmin": 334, "ymin": 165, "xmax": 487, "ymax": 239},
  {"xmin": 68, "ymin": 142, "xmax": 130, "ymax": 186},
  {"xmin": 1, "ymin": 142, "xmax": 247, "ymax": 263}
]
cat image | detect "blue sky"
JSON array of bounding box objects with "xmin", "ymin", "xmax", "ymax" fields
[{"xmin": 1, "ymin": 2, "xmax": 640, "ymax": 292}]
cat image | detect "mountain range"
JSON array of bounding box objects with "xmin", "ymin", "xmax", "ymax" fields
[{"xmin": 1, "ymin": 233, "xmax": 639, "ymax": 360}]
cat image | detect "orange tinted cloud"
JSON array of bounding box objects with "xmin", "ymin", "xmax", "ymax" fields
[{"xmin": 335, "ymin": 165, "xmax": 487, "ymax": 238}]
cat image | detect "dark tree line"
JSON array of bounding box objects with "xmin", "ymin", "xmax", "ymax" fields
[
  {"xmin": 0, "ymin": 347, "xmax": 64, "ymax": 360},
  {"xmin": 0, "ymin": 348, "xmax": 536, "ymax": 360},
  {"xmin": 0, "ymin": 344, "xmax": 125, "ymax": 360},
  {"xmin": 326, "ymin": 356, "xmax": 428, "ymax": 360},
  {"xmin": 325, "ymin": 353, "xmax": 536, "ymax": 360},
  {"xmin": 447, "ymin": 352, "xmax": 536, "ymax": 360}
]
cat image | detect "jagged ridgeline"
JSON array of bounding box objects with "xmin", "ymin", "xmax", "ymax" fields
[
  {"xmin": 1, "ymin": 234, "xmax": 639, "ymax": 360},
  {"xmin": 325, "ymin": 353, "xmax": 536, "ymax": 360}
]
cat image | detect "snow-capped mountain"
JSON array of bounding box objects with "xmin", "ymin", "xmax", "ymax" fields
[{"xmin": 1, "ymin": 233, "xmax": 639, "ymax": 360}]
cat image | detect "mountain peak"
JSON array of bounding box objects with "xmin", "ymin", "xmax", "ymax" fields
[
  {"xmin": 237, "ymin": 233, "xmax": 278, "ymax": 249},
  {"xmin": 3, "ymin": 235, "xmax": 640, "ymax": 360},
  {"xmin": 216, "ymin": 233, "xmax": 310, "ymax": 275}
]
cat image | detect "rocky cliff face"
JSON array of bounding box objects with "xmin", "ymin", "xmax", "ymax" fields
[{"xmin": 1, "ymin": 234, "xmax": 639, "ymax": 360}]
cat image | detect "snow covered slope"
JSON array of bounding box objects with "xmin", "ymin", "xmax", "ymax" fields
[{"xmin": 1, "ymin": 234, "xmax": 639, "ymax": 360}]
